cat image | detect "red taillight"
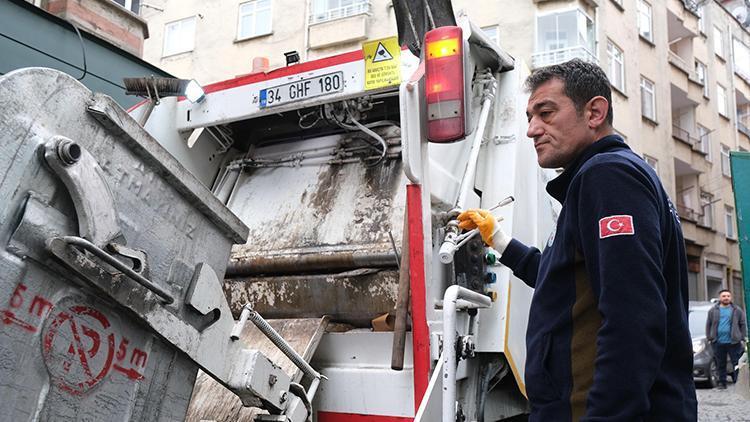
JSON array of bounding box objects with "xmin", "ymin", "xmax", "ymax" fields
[{"xmin": 425, "ymin": 26, "xmax": 465, "ymax": 143}]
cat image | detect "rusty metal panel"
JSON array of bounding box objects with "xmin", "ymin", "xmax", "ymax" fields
[
  {"xmin": 224, "ymin": 270, "xmax": 399, "ymax": 326},
  {"xmin": 226, "ymin": 134, "xmax": 406, "ymax": 261},
  {"xmin": 0, "ymin": 69, "xmax": 244, "ymax": 420}
]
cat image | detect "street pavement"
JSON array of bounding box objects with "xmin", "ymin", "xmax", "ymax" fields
[{"xmin": 698, "ymin": 383, "xmax": 750, "ymax": 421}]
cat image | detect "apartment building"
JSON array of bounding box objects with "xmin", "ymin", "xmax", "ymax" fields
[{"xmin": 140, "ymin": 0, "xmax": 748, "ymax": 303}]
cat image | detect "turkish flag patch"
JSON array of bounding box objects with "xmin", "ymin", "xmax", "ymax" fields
[{"xmin": 599, "ymin": 215, "xmax": 635, "ymax": 239}]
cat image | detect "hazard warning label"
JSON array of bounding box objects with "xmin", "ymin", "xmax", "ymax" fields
[{"xmin": 363, "ymin": 36, "xmax": 401, "ymax": 90}]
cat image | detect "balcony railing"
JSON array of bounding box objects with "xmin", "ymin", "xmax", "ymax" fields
[
  {"xmin": 672, "ymin": 124, "xmax": 709, "ymax": 155},
  {"xmin": 531, "ymin": 46, "xmax": 598, "ymax": 69},
  {"xmin": 309, "ymin": 1, "xmax": 371, "ymax": 24},
  {"xmin": 738, "ymin": 121, "xmax": 750, "ymax": 138},
  {"xmin": 668, "ymin": 50, "xmax": 694, "ymax": 78},
  {"xmin": 676, "ymin": 204, "xmax": 699, "ymax": 222}
]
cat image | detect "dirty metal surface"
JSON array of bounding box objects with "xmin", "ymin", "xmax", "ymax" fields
[
  {"xmin": 186, "ymin": 317, "xmax": 329, "ymax": 422},
  {"xmin": 0, "ymin": 69, "xmax": 243, "ymax": 420},
  {"xmin": 226, "ymin": 134, "xmax": 406, "ymax": 261},
  {"xmin": 224, "ymin": 270, "xmax": 399, "ymax": 326}
]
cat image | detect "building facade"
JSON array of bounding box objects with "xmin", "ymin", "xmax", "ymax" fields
[{"xmin": 140, "ymin": 0, "xmax": 749, "ymax": 304}]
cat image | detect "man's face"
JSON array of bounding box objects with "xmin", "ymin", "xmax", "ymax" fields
[
  {"xmin": 526, "ymin": 79, "xmax": 595, "ymax": 169},
  {"xmin": 719, "ymin": 291, "xmax": 732, "ymax": 305}
]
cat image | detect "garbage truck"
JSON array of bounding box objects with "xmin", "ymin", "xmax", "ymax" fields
[{"xmin": 0, "ymin": 3, "xmax": 559, "ymax": 421}]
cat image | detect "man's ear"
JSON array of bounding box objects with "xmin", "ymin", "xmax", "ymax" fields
[{"xmin": 586, "ymin": 96, "xmax": 609, "ymax": 130}]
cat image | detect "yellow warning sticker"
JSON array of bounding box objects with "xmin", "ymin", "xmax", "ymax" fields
[{"xmin": 363, "ymin": 36, "xmax": 401, "ymax": 90}]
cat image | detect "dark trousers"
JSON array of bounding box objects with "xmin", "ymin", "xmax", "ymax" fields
[{"xmin": 714, "ymin": 342, "xmax": 743, "ymax": 385}]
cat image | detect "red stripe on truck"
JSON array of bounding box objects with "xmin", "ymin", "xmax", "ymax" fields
[
  {"xmin": 407, "ymin": 183, "xmax": 429, "ymax": 410},
  {"xmin": 318, "ymin": 412, "xmax": 413, "ymax": 421}
]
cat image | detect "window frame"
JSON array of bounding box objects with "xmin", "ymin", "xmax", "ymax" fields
[
  {"xmin": 309, "ymin": 0, "xmax": 371, "ymax": 25},
  {"xmin": 534, "ymin": 8, "xmax": 596, "ymax": 54},
  {"xmin": 644, "ymin": 154, "xmax": 658, "ymax": 173},
  {"xmin": 162, "ymin": 16, "xmax": 197, "ymax": 58},
  {"xmin": 640, "ymin": 76, "xmax": 656, "ymax": 121},
  {"xmin": 697, "ymin": 5, "xmax": 706, "ymax": 35},
  {"xmin": 717, "ymin": 83, "xmax": 728, "ymax": 117},
  {"xmin": 607, "ymin": 39, "xmax": 626, "ymax": 93},
  {"xmin": 726, "ymin": 205, "xmax": 736, "ymax": 239},
  {"xmin": 697, "ymin": 124, "xmax": 711, "ymax": 158},
  {"xmin": 237, "ymin": 0, "xmax": 273, "ymax": 41},
  {"xmin": 714, "ymin": 26, "xmax": 725, "ymax": 58},
  {"xmin": 481, "ymin": 25, "xmax": 500, "ymax": 46},
  {"xmin": 695, "ymin": 60, "xmax": 709, "ymax": 98},
  {"xmin": 721, "ymin": 144, "xmax": 732, "ymax": 177},
  {"xmin": 638, "ymin": 0, "xmax": 654, "ymax": 43},
  {"xmin": 112, "ymin": 0, "xmax": 139, "ymax": 14}
]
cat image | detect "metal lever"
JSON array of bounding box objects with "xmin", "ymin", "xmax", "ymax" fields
[
  {"xmin": 232, "ymin": 304, "xmax": 326, "ymax": 401},
  {"xmin": 51, "ymin": 236, "xmax": 174, "ymax": 304}
]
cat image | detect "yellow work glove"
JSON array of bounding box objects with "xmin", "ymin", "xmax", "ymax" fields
[{"xmin": 457, "ymin": 208, "xmax": 511, "ymax": 253}]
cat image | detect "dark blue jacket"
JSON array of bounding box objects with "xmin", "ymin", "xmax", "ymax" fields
[{"xmin": 500, "ymin": 135, "xmax": 697, "ymax": 421}]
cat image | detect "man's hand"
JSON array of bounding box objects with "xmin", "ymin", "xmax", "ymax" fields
[{"xmin": 457, "ymin": 209, "xmax": 511, "ymax": 253}]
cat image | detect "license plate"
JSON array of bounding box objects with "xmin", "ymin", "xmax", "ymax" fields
[{"xmin": 259, "ymin": 72, "xmax": 344, "ymax": 108}]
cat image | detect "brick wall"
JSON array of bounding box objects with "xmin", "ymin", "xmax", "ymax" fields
[{"xmin": 41, "ymin": 0, "xmax": 148, "ymax": 56}]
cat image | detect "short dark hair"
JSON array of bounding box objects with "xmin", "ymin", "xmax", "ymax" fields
[
  {"xmin": 719, "ymin": 289, "xmax": 732, "ymax": 295},
  {"xmin": 524, "ymin": 59, "xmax": 614, "ymax": 126}
]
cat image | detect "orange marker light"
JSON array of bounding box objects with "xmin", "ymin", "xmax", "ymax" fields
[
  {"xmin": 427, "ymin": 38, "xmax": 460, "ymax": 59},
  {"xmin": 424, "ymin": 26, "xmax": 465, "ymax": 143}
]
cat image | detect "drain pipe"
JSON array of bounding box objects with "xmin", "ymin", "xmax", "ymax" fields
[{"xmin": 442, "ymin": 285, "xmax": 491, "ymax": 422}]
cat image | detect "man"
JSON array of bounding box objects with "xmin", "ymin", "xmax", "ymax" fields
[
  {"xmin": 705, "ymin": 289, "xmax": 747, "ymax": 389},
  {"xmin": 458, "ymin": 59, "xmax": 697, "ymax": 420}
]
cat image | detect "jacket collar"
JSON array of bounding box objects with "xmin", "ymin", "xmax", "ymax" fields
[{"xmin": 545, "ymin": 134, "xmax": 630, "ymax": 203}]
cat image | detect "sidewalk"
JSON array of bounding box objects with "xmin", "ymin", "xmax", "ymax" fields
[{"xmin": 698, "ymin": 381, "xmax": 750, "ymax": 421}]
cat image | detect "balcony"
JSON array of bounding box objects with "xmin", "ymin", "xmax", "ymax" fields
[
  {"xmin": 676, "ymin": 204, "xmax": 700, "ymax": 223},
  {"xmin": 668, "ymin": 50, "xmax": 694, "ymax": 78},
  {"xmin": 739, "ymin": 121, "xmax": 750, "ymax": 139},
  {"xmin": 309, "ymin": 1, "xmax": 370, "ymax": 25},
  {"xmin": 531, "ymin": 46, "xmax": 598, "ymax": 69}
]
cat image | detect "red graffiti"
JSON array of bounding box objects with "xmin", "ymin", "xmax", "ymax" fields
[
  {"xmin": 112, "ymin": 364, "xmax": 145, "ymax": 381},
  {"xmin": 41, "ymin": 304, "xmax": 149, "ymax": 394},
  {"xmin": 42, "ymin": 306, "xmax": 116, "ymax": 395},
  {"xmin": 2, "ymin": 283, "xmax": 54, "ymax": 333},
  {"xmin": 6, "ymin": 283, "xmax": 150, "ymax": 392}
]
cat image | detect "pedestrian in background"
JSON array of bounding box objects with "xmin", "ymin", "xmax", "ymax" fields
[
  {"xmin": 706, "ymin": 289, "xmax": 747, "ymax": 389},
  {"xmin": 458, "ymin": 59, "xmax": 697, "ymax": 421}
]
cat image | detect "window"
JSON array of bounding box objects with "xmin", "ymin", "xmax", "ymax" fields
[
  {"xmin": 534, "ymin": 9, "xmax": 596, "ymax": 67},
  {"xmin": 697, "ymin": 124, "xmax": 711, "ymax": 157},
  {"xmin": 641, "ymin": 76, "xmax": 656, "ymax": 121},
  {"xmin": 644, "ymin": 154, "xmax": 658, "ymax": 173},
  {"xmin": 310, "ymin": 0, "xmax": 370, "ymax": 24},
  {"xmin": 481, "ymin": 25, "xmax": 499, "ymax": 46},
  {"xmin": 726, "ymin": 205, "xmax": 736, "ymax": 239},
  {"xmin": 607, "ymin": 40, "xmax": 625, "ymax": 92},
  {"xmin": 638, "ymin": 0, "xmax": 653, "ymax": 42},
  {"xmin": 721, "ymin": 144, "xmax": 731, "ymax": 176},
  {"xmin": 733, "ymin": 38, "xmax": 750, "ymax": 81},
  {"xmin": 714, "ymin": 26, "xmax": 724, "ymax": 58},
  {"xmin": 163, "ymin": 16, "xmax": 196, "ymax": 57},
  {"xmin": 717, "ymin": 84, "xmax": 728, "ymax": 117},
  {"xmin": 238, "ymin": 0, "xmax": 272, "ymax": 40},
  {"xmin": 695, "ymin": 60, "xmax": 709, "ymax": 97},
  {"xmin": 697, "ymin": 5, "xmax": 706, "ymax": 34},
  {"xmin": 112, "ymin": 0, "xmax": 139, "ymax": 14},
  {"xmin": 700, "ymin": 191, "xmax": 713, "ymax": 228}
]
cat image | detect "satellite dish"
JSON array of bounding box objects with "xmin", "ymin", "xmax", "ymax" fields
[{"xmin": 732, "ymin": 6, "xmax": 748, "ymax": 24}]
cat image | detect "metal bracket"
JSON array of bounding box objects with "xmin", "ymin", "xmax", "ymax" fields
[{"xmin": 43, "ymin": 136, "xmax": 124, "ymax": 247}]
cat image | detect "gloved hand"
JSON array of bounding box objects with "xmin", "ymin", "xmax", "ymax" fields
[{"xmin": 457, "ymin": 209, "xmax": 511, "ymax": 253}]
